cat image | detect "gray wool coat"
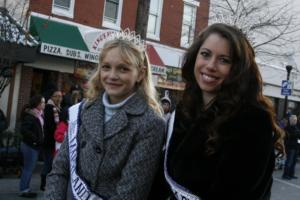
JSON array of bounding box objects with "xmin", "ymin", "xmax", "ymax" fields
[{"xmin": 44, "ymin": 92, "xmax": 166, "ymax": 200}]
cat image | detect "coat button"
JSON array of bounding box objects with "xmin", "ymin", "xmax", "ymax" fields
[{"xmin": 95, "ymin": 147, "xmax": 102, "ymax": 154}]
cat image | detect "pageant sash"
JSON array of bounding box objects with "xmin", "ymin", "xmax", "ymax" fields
[
  {"xmin": 164, "ymin": 111, "xmax": 201, "ymax": 200},
  {"xmin": 68, "ymin": 103, "xmax": 104, "ymax": 200}
]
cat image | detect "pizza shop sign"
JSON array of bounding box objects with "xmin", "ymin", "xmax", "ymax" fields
[{"xmin": 41, "ymin": 43, "xmax": 99, "ymax": 63}]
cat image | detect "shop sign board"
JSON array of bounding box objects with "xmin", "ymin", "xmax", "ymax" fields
[
  {"xmin": 157, "ymin": 78, "xmax": 185, "ymax": 90},
  {"xmin": 156, "ymin": 66, "xmax": 185, "ymax": 90},
  {"xmin": 151, "ymin": 65, "xmax": 166, "ymax": 76},
  {"xmin": 90, "ymin": 30, "xmax": 116, "ymax": 52},
  {"xmin": 41, "ymin": 43, "xmax": 99, "ymax": 63}
]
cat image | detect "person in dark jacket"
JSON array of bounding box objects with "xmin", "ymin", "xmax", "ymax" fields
[
  {"xmin": 150, "ymin": 23, "xmax": 285, "ymax": 200},
  {"xmin": 40, "ymin": 89, "xmax": 62, "ymax": 191},
  {"xmin": 19, "ymin": 95, "xmax": 45, "ymax": 198},
  {"xmin": 61, "ymin": 84, "xmax": 83, "ymax": 109},
  {"xmin": 282, "ymin": 114, "xmax": 300, "ymax": 180}
]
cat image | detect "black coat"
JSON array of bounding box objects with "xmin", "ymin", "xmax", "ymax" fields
[
  {"xmin": 43, "ymin": 104, "xmax": 59, "ymax": 149},
  {"xmin": 284, "ymin": 125, "xmax": 300, "ymax": 150},
  {"xmin": 150, "ymin": 104, "xmax": 275, "ymax": 200},
  {"xmin": 21, "ymin": 110, "xmax": 44, "ymax": 150}
]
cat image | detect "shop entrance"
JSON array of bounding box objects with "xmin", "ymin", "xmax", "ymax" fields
[{"xmin": 31, "ymin": 68, "xmax": 59, "ymax": 100}]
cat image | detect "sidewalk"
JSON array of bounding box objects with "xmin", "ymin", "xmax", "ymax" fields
[
  {"xmin": 0, "ymin": 162, "xmax": 44, "ymax": 199},
  {"xmin": 1, "ymin": 160, "xmax": 300, "ymax": 200},
  {"xmin": 271, "ymin": 158, "xmax": 300, "ymax": 200}
]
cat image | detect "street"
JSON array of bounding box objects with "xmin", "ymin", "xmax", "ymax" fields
[
  {"xmin": 0, "ymin": 161, "xmax": 299, "ymax": 199},
  {"xmin": 271, "ymin": 161, "xmax": 300, "ymax": 200},
  {"xmin": 0, "ymin": 161, "xmax": 44, "ymax": 199}
]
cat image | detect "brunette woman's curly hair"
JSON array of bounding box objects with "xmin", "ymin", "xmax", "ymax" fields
[{"xmin": 179, "ymin": 23, "xmax": 284, "ymax": 155}]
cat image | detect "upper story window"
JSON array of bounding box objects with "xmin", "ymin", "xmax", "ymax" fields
[
  {"xmin": 147, "ymin": 0, "xmax": 163, "ymax": 40},
  {"xmin": 52, "ymin": 0, "xmax": 75, "ymax": 18},
  {"xmin": 180, "ymin": 0, "xmax": 199, "ymax": 48},
  {"xmin": 103, "ymin": 0, "xmax": 123, "ymax": 30}
]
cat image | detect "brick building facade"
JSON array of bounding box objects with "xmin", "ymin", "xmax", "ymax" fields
[
  {"xmin": 4, "ymin": 0, "xmax": 210, "ymax": 128},
  {"xmin": 29, "ymin": 0, "xmax": 209, "ymax": 48}
]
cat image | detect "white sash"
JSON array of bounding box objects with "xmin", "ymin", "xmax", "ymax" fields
[
  {"xmin": 164, "ymin": 111, "xmax": 201, "ymax": 200},
  {"xmin": 68, "ymin": 103, "xmax": 104, "ymax": 200}
]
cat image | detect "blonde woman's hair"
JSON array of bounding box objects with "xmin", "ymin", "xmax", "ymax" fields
[{"xmin": 86, "ymin": 38, "xmax": 163, "ymax": 116}]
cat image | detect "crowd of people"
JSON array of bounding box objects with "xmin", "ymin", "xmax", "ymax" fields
[
  {"xmin": 16, "ymin": 86, "xmax": 83, "ymax": 197},
  {"xmin": 0, "ymin": 23, "xmax": 299, "ymax": 199}
]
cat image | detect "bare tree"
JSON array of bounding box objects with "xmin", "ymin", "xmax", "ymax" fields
[
  {"xmin": 1, "ymin": 0, "xmax": 29, "ymax": 26},
  {"xmin": 209, "ymin": 0, "xmax": 300, "ymax": 62},
  {"xmin": 135, "ymin": 0, "xmax": 151, "ymax": 40},
  {"xmin": 0, "ymin": 0, "xmax": 35, "ymax": 97}
]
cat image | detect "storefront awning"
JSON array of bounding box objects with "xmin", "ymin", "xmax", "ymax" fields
[
  {"xmin": 29, "ymin": 16, "xmax": 99, "ymax": 63},
  {"xmin": 146, "ymin": 44, "xmax": 166, "ymax": 76}
]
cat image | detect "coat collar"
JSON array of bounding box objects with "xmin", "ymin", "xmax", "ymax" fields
[
  {"xmin": 84, "ymin": 90, "xmax": 148, "ymax": 116},
  {"xmin": 81, "ymin": 90, "xmax": 148, "ymax": 140}
]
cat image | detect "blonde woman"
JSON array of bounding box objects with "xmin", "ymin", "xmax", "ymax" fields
[{"xmin": 45, "ymin": 30, "xmax": 166, "ymax": 200}]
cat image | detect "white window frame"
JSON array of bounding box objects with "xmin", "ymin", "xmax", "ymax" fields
[
  {"xmin": 180, "ymin": 1, "xmax": 199, "ymax": 48},
  {"xmin": 183, "ymin": 0, "xmax": 200, "ymax": 7},
  {"xmin": 102, "ymin": 0, "xmax": 123, "ymax": 31},
  {"xmin": 51, "ymin": 0, "xmax": 75, "ymax": 18},
  {"xmin": 146, "ymin": 0, "xmax": 163, "ymax": 41}
]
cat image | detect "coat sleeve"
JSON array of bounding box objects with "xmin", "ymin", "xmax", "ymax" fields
[
  {"xmin": 54, "ymin": 122, "xmax": 68, "ymax": 143},
  {"xmin": 44, "ymin": 132, "xmax": 70, "ymax": 199},
  {"xmin": 21, "ymin": 115, "xmax": 39, "ymax": 143},
  {"xmin": 109, "ymin": 116, "xmax": 166, "ymax": 200},
  {"xmin": 44, "ymin": 105, "xmax": 55, "ymax": 132}
]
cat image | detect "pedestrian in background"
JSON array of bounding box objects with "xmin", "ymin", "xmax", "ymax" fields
[
  {"xmin": 40, "ymin": 89, "xmax": 62, "ymax": 191},
  {"xmin": 61, "ymin": 84, "xmax": 83, "ymax": 109},
  {"xmin": 45, "ymin": 30, "xmax": 166, "ymax": 199},
  {"xmin": 54, "ymin": 90, "xmax": 82, "ymax": 156},
  {"xmin": 54, "ymin": 107, "xmax": 68, "ymax": 156},
  {"xmin": 282, "ymin": 114, "xmax": 300, "ymax": 180},
  {"xmin": 19, "ymin": 95, "xmax": 45, "ymax": 198},
  {"xmin": 161, "ymin": 90, "xmax": 172, "ymax": 124},
  {"xmin": 154, "ymin": 23, "xmax": 285, "ymax": 200}
]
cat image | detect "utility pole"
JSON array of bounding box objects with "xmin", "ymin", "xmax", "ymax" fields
[
  {"xmin": 135, "ymin": 0, "xmax": 150, "ymax": 40},
  {"xmin": 283, "ymin": 65, "xmax": 293, "ymax": 117}
]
